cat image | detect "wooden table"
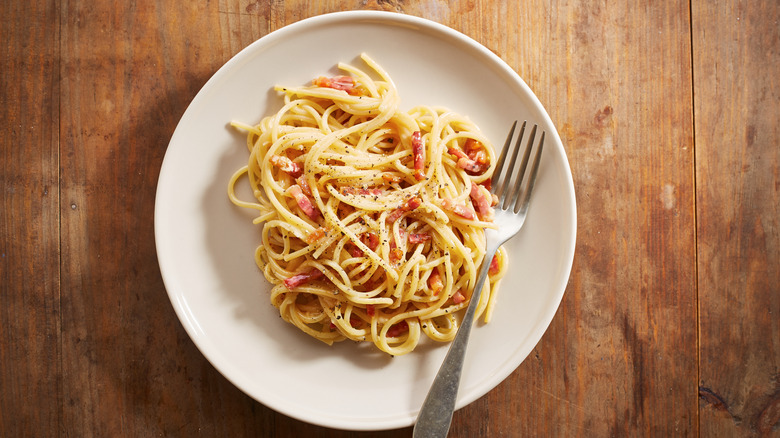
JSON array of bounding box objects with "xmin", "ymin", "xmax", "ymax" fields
[{"xmin": 2, "ymin": 1, "xmax": 778, "ymax": 436}]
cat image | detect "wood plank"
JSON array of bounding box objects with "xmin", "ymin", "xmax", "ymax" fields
[
  {"xmin": 443, "ymin": 0, "xmax": 699, "ymax": 435},
  {"xmin": 0, "ymin": 0, "xmax": 61, "ymax": 435},
  {"xmin": 693, "ymin": 1, "xmax": 780, "ymax": 435},
  {"xmin": 57, "ymin": 1, "xmax": 286, "ymax": 435}
]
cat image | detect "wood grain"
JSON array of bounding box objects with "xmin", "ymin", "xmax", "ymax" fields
[
  {"xmin": 693, "ymin": 1, "xmax": 780, "ymax": 436},
  {"xmin": 456, "ymin": 0, "xmax": 698, "ymax": 435},
  {"xmin": 0, "ymin": 0, "xmax": 61, "ymax": 435},
  {"xmin": 57, "ymin": 1, "xmax": 245, "ymax": 436}
]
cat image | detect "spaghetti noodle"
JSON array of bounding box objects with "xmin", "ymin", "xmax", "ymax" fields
[{"xmin": 228, "ymin": 54, "xmax": 507, "ymax": 355}]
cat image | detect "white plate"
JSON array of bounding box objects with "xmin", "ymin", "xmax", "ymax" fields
[{"xmin": 155, "ymin": 10, "xmax": 575, "ymax": 431}]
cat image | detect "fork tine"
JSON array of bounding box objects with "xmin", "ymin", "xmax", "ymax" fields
[
  {"xmin": 496, "ymin": 121, "xmax": 527, "ymax": 206},
  {"xmin": 504, "ymin": 123, "xmax": 536, "ymax": 210},
  {"xmin": 513, "ymin": 130, "xmax": 544, "ymax": 214}
]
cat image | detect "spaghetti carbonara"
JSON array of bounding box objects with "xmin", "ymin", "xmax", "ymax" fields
[{"xmin": 228, "ymin": 54, "xmax": 507, "ymax": 355}]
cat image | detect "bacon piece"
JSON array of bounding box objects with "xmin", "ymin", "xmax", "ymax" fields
[
  {"xmin": 296, "ymin": 175, "xmax": 312, "ymax": 196},
  {"xmin": 361, "ymin": 232, "xmax": 380, "ymax": 251},
  {"xmin": 381, "ymin": 173, "xmax": 402, "ymax": 184},
  {"xmin": 448, "ymin": 147, "xmax": 487, "ymax": 173},
  {"xmin": 305, "ymin": 227, "xmax": 328, "ymax": 244},
  {"xmin": 287, "ymin": 184, "xmax": 319, "ymax": 220},
  {"xmin": 346, "ymin": 244, "xmax": 363, "ymax": 258},
  {"xmin": 489, "ymin": 254, "xmax": 500, "ymax": 276},
  {"xmin": 386, "ymin": 320, "xmax": 409, "ymax": 337},
  {"xmin": 428, "ymin": 271, "xmax": 443, "ymax": 296},
  {"xmin": 405, "ymin": 196, "xmax": 422, "ymax": 209},
  {"xmin": 366, "ymin": 304, "xmax": 376, "ymax": 317},
  {"xmin": 412, "ymin": 131, "xmax": 425, "ymax": 181},
  {"xmin": 471, "ymin": 149, "xmax": 488, "ymax": 165},
  {"xmin": 480, "ymin": 181, "xmax": 499, "ymax": 206},
  {"xmin": 407, "ymin": 232, "xmax": 431, "ymax": 244},
  {"xmin": 452, "ymin": 290, "xmax": 466, "ymax": 304},
  {"xmin": 347, "ymin": 232, "xmax": 379, "ymax": 258},
  {"xmin": 313, "ymin": 75, "xmax": 359, "ymax": 95},
  {"xmin": 464, "ymin": 138, "xmax": 481, "ymax": 155},
  {"xmin": 448, "ymin": 147, "xmax": 469, "ymax": 161},
  {"xmin": 465, "ymin": 139, "xmax": 489, "ymax": 171},
  {"xmin": 283, "ymin": 268, "xmax": 324, "ymax": 289},
  {"xmin": 469, "ymin": 182, "xmax": 495, "ymax": 221},
  {"xmin": 479, "ymin": 179, "xmax": 499, "ymax": 206},
  {"xmin": 387, "ymin": 196, "xmax": 422, "ymax": 223},
  {"xmin": 386, "ymin": 209, "xmax": 405, "ymax": 224},
  {"xmin": 458, "ymin": 157, "xmax": 484, "ymax": 173},
  {"xmin": 388, "ymin": 229, "xmax": 406, "ymax": 263},
  {"xmin": 389, "ymin": 248, "xmax": 404, "ymax": 264},
  {"xmin": 270, "ymin": 154, "xmax": 303, "ymax": 177},
  {"xmin": 441, "ymin": 198, "xmax": 476, "ymax": 220},
  {"xmin": 464, "ymin": 139, "xmax": 489, "ymax": 163}
]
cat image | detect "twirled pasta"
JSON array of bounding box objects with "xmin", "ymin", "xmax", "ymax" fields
[{"xmin": 228, "ymin": 54, "xmax": 507, "ymax": 355}]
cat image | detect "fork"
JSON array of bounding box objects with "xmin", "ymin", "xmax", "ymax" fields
[{"xmin": 413, "ymin": 121, "xmax": 545, "ymax": 438}]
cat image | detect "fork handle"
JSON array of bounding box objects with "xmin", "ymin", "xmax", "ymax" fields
[{"xmin": 413, "ymin": 241, "xmax": 500, "ymax": 438}]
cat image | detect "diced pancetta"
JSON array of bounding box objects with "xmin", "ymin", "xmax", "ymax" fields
[
  {"xmin": 489, "ymin": 254, "xmax": 500, "ymax": 276},
  {"xmin": 441, "ymin": 198, "xmax": 476, "ymax": 220},
  {"xmin": 428, "ymin": 271, "xmax": 443, "ymax": 295},
  {"xmin": 270, "ymin": 154, "xmax": 303, "ymax": 177},
  {"xmin": 412, "ymin": 131, "xmax": 425, "ymax": 181},
  {"xmin": 447, "ymin": 147, "xmax": 487, "ymax": 173},
  {"xmin": 469, "ymin": 182, "xmax": 495, "ymax": 221},
  {"xmin": 407, "ymin": 232, "xmax": 431, "ymax": 244},
  {"xmin": 287, "ymin": 184, "xmax": 319, "ymax": 220},
  {"xmin": 361, "ymin": 232, "xmax": 380, "ymax": 251},
  {"xmin": 386, "ymin": 320, "xmax": 409, "ymax": 337},
  {"xmin": 305, "ymin": 227, "xmax": 328, "ymax": 244},
  {"xmin": 387, "ymin": 196, "xmax": 422, "ymax": 223},
  {"xmin": 283, "ymin": 268, "xmax": 324, "ymax": 289},
  {"xmin": 296, "ymin": 175, "xmax": 312, "ymax": 196},
  {"xmin": 452, "ymin": 290, "xmax": 466, "ymax": 304},
  {"xmin": 312, "ymin": 76, "xmax": 360, "ymax": 95},
  {"xmin": 381, "ymin": 173, "xmax": 402, "ymax": 183}
]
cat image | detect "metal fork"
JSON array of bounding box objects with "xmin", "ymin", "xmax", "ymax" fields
[{"xmin": 413, "ymin": 121, "xmax": 545, "ymax": 438}]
